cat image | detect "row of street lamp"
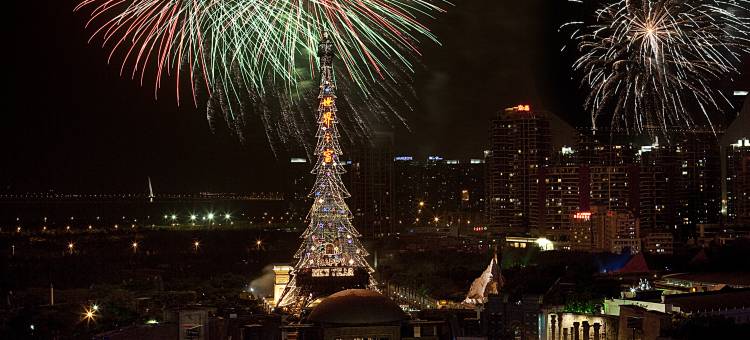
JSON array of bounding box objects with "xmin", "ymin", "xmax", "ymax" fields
[
  {"xmin": 59, "ymin": 239, "xmax": 263, "ymax": 254},
  {"xmin": 6, "ymin": 212, "xmax": 303, "ymax": 233},
  {"xmin": 163, "ymin": 213, "xmax": 231, "ymax": 221},
  {"xmin": 63, "ymin": 241, "xmax": 199, "ymax": 253},
  {"xmin": 10, "ymin": 210, "xmax": 295, "ymax": 224}
]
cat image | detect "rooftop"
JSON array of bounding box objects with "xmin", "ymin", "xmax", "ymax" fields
[
  {"xmin": 664, "ymin": 289, "xmax": 750, "ymax": 313},
  {"xmin": 663, "ymin": 272, "xmax": 750, "ymax": 287},
  {"xmin": 307, "ymin": 289, "xmax": 406, "ymax": 325}
]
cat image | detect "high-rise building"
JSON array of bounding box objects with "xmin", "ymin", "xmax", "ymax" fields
[
  {"xmin": 572, "ymin": 131, "xmax": 637, "ymax": 165},
  {"xmin": 570, "ymin": 210, "xmax": 595, "ymax": 252},
  {"xmin": 635, "ymin": 131, "xmax": 722, "ymax": 238},
  {"xmin": 285, "ymin": 157, "xmax": 313, "ymax": 220},
  {"xmin": 573, "ymin": 132, "xmax": 598, "ymax": 166},
  {"xmin": 573, "ymin": 133, "xmax": 638, "ymax": 216},
  {"xmin": 486, "ymin": 105, "xmax": 551, "ymax": 232},
  {"xmin": 589, "ymin": 164, "xmax": 635, "ymax": 213},
  {"xmin": 574, "ymin": 136, "xmax": 637, "ymax": 216},
  {"xmin": 569, "ymin": 207, "xmax": 640, "ymax": 253},
  {"xmin": 643, "ymin": 232, "xmax": 674, "ymax": 255},
  {"xmin": 423, "ymin": 156, "xmax": 454, "ymax": 213},
  {"xmin": 349, "ymin": 132, "xmax": 395, "ymax": 238},
  {"xmin": 483, "ymin": 106, "xmax": 725, "ymax": 245},
  {"xmin": 393, "ymin": 156, "xmax": 422, "ymax": 226},
  {"xmin": 677, "ymin": 131, "xmax": 722, "ymax": 228},
  {"xmin": 425, "ymin": 157, "xmax": 485, "ymax": 214},
  {"xmin": 605, "ymin": 208, "xmax": 641, "ymax": 254},
  {"xmin": 540, "ymin": 165, "xmax": 582, "ymax": 237},
  {"xmin": 727, "ymin": 138, "xmax": 750, "ymax": 226},
  {"xmin": 460, "ymin": 159, "xmax": 487, "ymax": 215},
  {"xmin": 637, "ymin": 142, "xmax": 682, "ymax": 231},
  {"xmin": 393, "ymin": 156, "xmax": 485, "ymax": 233}
]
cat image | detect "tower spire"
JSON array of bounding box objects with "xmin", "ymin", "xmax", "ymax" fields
[
  {"xmin": 277, "ymin": 34, "xmax": 374, "ymax": 312},
  {"xmin": 318, "ymin": 31, "xmax": 334, "ymax": 67}
]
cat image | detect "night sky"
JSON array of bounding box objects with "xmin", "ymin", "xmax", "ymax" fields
[{"xmin": 5, "ymin": 1, "xmax": 749, "ymax": 193}]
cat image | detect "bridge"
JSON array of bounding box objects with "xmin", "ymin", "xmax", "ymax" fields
[{"xmin": 0, "ymin": 192, "xmax": 285, "ymax": 202}]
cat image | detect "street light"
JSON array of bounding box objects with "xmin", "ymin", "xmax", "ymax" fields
[
  {"xmin": 68, "ymin": 242, "xmax": 74, "ymax": 254},
  {"xmin": 132, "ymin": 241, "xmax": 138, "ymax": 253},
  {"xmin": 82, "ymin": 305, "xmax": 97, "ymax": 323},
  {"xmin": 194, "ymin": 241, "xmax": 200, "ymax": 251},
  {"xmin": 224, "ymin": 213, "xmax": 231, "ymax": 220}
]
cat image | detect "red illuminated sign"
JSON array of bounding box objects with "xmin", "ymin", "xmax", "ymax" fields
[{"xmin": 573, "ymin": 212, "xmax": 592, "ymax": 220}]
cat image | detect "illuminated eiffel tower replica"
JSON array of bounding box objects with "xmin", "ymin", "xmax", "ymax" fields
[{"xmin": 277, "ymin": 33, "xmax": 375, "ymax": 313}]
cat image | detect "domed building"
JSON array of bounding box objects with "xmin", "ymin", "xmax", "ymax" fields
[{"xmin": 303, "ymin": 289, "xmax": 407, "ymax": 340}]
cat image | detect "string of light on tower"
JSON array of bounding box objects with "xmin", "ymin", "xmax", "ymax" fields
[{"xmin": 277, "ymin": 33, "xmax": 375, "ymax": 311}]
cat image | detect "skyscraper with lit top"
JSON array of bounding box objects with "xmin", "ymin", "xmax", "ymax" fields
[{"xmin": 486, "ymin": 105, "xmax": 551, "ymax": 232}]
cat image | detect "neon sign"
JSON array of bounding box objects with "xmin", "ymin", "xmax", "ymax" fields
[
  {"xmin": 322, "ymin": 112, "xmax": 334, "ymax": 127},
  {"xmin": 323, "ymin": 149, "xmax": 334, "ymax": 164},
  {"xmin": 515, "ymin": 104, "xmax": 531, "ymax": 111},
  {"xmin": 573, "ymin": 212, "xmax": 592, "ymax": 220},
  {"xmin": 311, "ymin": 267, "xmax": 354, "ymax": 277}
]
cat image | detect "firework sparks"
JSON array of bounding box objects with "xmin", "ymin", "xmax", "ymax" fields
[
  {"xmin": 566, "ymin": 0, "xmax": 750, "ymax": 136},
  {"xmin": 75, "ymin": 1, "xmax": 446, "ymax": 150}
]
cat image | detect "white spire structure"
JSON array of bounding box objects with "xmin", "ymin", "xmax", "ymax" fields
[
  {"xmin": 147, "ymin": 176, "xmax": 154, "ymax": 203},
  {"xmin": 277, "ymin": 33, "xmax": 374, "ymax": 312},
  {"xmin": 464, "ymin": 251, "xmax": 503, "ymax": 305}
]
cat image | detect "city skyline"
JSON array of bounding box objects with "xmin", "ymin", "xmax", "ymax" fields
[{"xmin": 6, "ymin": 1, "xmax": 748, "ymax": 193}]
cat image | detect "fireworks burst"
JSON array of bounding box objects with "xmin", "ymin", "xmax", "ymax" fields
[
  {"xmin": 74, "ymin": 0, "xmax": 446, "ymax": 150},
  {"xmin": 565, "ymin": 0, "xmax": 750, "ymax": 137}
]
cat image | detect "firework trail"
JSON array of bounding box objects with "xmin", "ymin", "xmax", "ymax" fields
[
  {"xmin": 564, "ymin": 0, "xmax": 750, "ymax": 137},
  {"xmin": 75, "ymin": 0, "xmax": 446, "ymax": 151}
]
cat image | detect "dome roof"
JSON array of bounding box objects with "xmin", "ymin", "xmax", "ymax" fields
[{"xmin": 307, "ymin": 289, "xmax": 406, "ymax": 325}]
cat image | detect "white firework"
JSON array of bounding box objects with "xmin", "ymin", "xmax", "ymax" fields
[{"xmin": 567, "ymin": 0, "xmax": 750, "ymax": 136}]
